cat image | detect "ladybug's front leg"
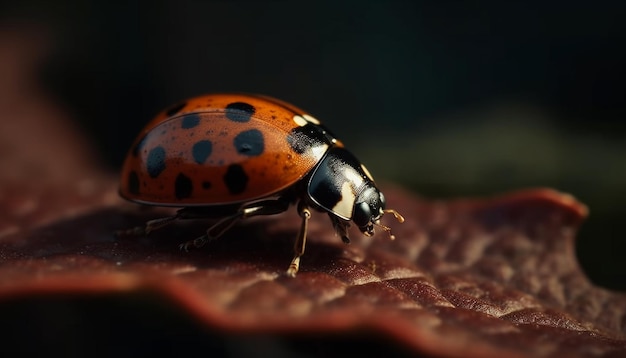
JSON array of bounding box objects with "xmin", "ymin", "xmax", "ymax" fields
[
  {"xmin": 328, "ymin": 214, "xmax": 351, "ymax": 244},
  {"xmin": 286, "ymin": 202, "xmax": 311, "ymax": 277}
]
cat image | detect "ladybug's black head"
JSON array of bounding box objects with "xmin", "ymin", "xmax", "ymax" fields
[{"xmin": 352, "ymin": 186, "xmax": 404, "ymax": 239}]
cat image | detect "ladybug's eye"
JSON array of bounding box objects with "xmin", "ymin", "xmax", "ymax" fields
[
  {"xmin": 353, "ymin": 202, "xmax": 372, "ymax": 228},
  {"xmin": 379, "ymin": 192, "xmax": 386, "ymax": 209}
]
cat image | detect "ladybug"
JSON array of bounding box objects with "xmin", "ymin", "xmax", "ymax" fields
[{"xmin": 119, "ymin": 93, "xmax": 403, "ymax": 277}]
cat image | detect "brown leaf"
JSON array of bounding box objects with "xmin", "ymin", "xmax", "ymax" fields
[{"xmin": 1, "ymin": 26, "xmax": 625, "ymax": 358}]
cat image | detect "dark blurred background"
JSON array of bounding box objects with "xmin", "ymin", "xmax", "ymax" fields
[{"xmin": 1, "ymin": 1, "xmax": 625, "ymax": 290}]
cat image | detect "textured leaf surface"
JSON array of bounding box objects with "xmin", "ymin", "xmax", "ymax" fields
[{"xmin": 1, "ymin": 28, "xmax": 625, "ymax": 358}]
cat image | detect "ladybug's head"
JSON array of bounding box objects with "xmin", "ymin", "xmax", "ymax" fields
[{"xmin": 352, "ymin": 186, "xmax": 404, "ymax": 239}]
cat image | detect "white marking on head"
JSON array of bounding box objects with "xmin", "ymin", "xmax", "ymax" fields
[
  {"xmin": 360, "ymin": 164, "xmax": 374, "ymax": 182},
  {"xmin": 302, "ymin": 114, "xmax": 321, "ymax": 125},
  {"xmin": 293, "ymin": 115, "xmax": 308, "ymax": 127},
  {"xmin": 344, "ymin": 166, "xmax": 365, "ymax": 188},
  {"xmin": 332, "ymin": 182, "xmax": 356, "ymax": 218}
]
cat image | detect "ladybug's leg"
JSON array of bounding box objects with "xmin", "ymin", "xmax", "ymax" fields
[
  {"xmin": 116, "ymin": 213, "xmax": 182, "ymax": 237},
  {"xmin": 286, "ymin": 202, "xmax": 311, "ymax": 277},
  {"xmin": 179, "ymin": 198, "xmax": 291, "ymax": 251},
  {"xmin": 116, "ymin": 206, "xmax": 225, "ymax": 237},
  {"xmin": 328, "ymin": 214, "xmax": 351, "ymax": 244}
]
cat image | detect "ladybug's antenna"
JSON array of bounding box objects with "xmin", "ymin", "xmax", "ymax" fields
[
  {"xmin": 374, "ymin": 221, "xmax": 395, "ymax": 240},
  {"xmin": 383, "ymin": 209, "xmax": 405, "ymax": 223},
  {"xmin": 374, "ymin": 209, "xmax": 405, "ymax": 240}
]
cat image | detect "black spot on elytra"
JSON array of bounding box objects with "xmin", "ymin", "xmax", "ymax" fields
[
  {"xmin": 202, "ymin": 181, "xmax": 211, "ymax": 189},
  {"xmin": 286, "ymin": 123, "xmax": 328, "ymax": 154},
  {"xmin": 146, "ymin": 146, "xmax": 166, "ymax": 178},
  {"xmin": 225, "ymin": 102, "xmax": 255, "ymax": 122},
  {"xmin": 192, "ymin": 140, "xmax": 213, "ymax": 164},
  {"xmin": 223, "ymin": 164, "xmax": 248, "ymax": 194},
  {"xmin": 165, "ymin": 102, "xmax": 187, "ymax": 117},
  {"xmin": 127, "ymin": 171, "xmax": 140, "ymax": 195},
  {"xmin": 132, "ymin": 134, "xmax": 147, "ymax": 156},
  {"xmin": 175, "ymin": 173, "xmax": 193, "ymax": 200},
  {"xmin": 181, "ymin": 114, "xmax": 200, "ymax": 129},
  {"xmin": 234, "ymin": 129, "xmax": 264, "ymax": 156}
]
